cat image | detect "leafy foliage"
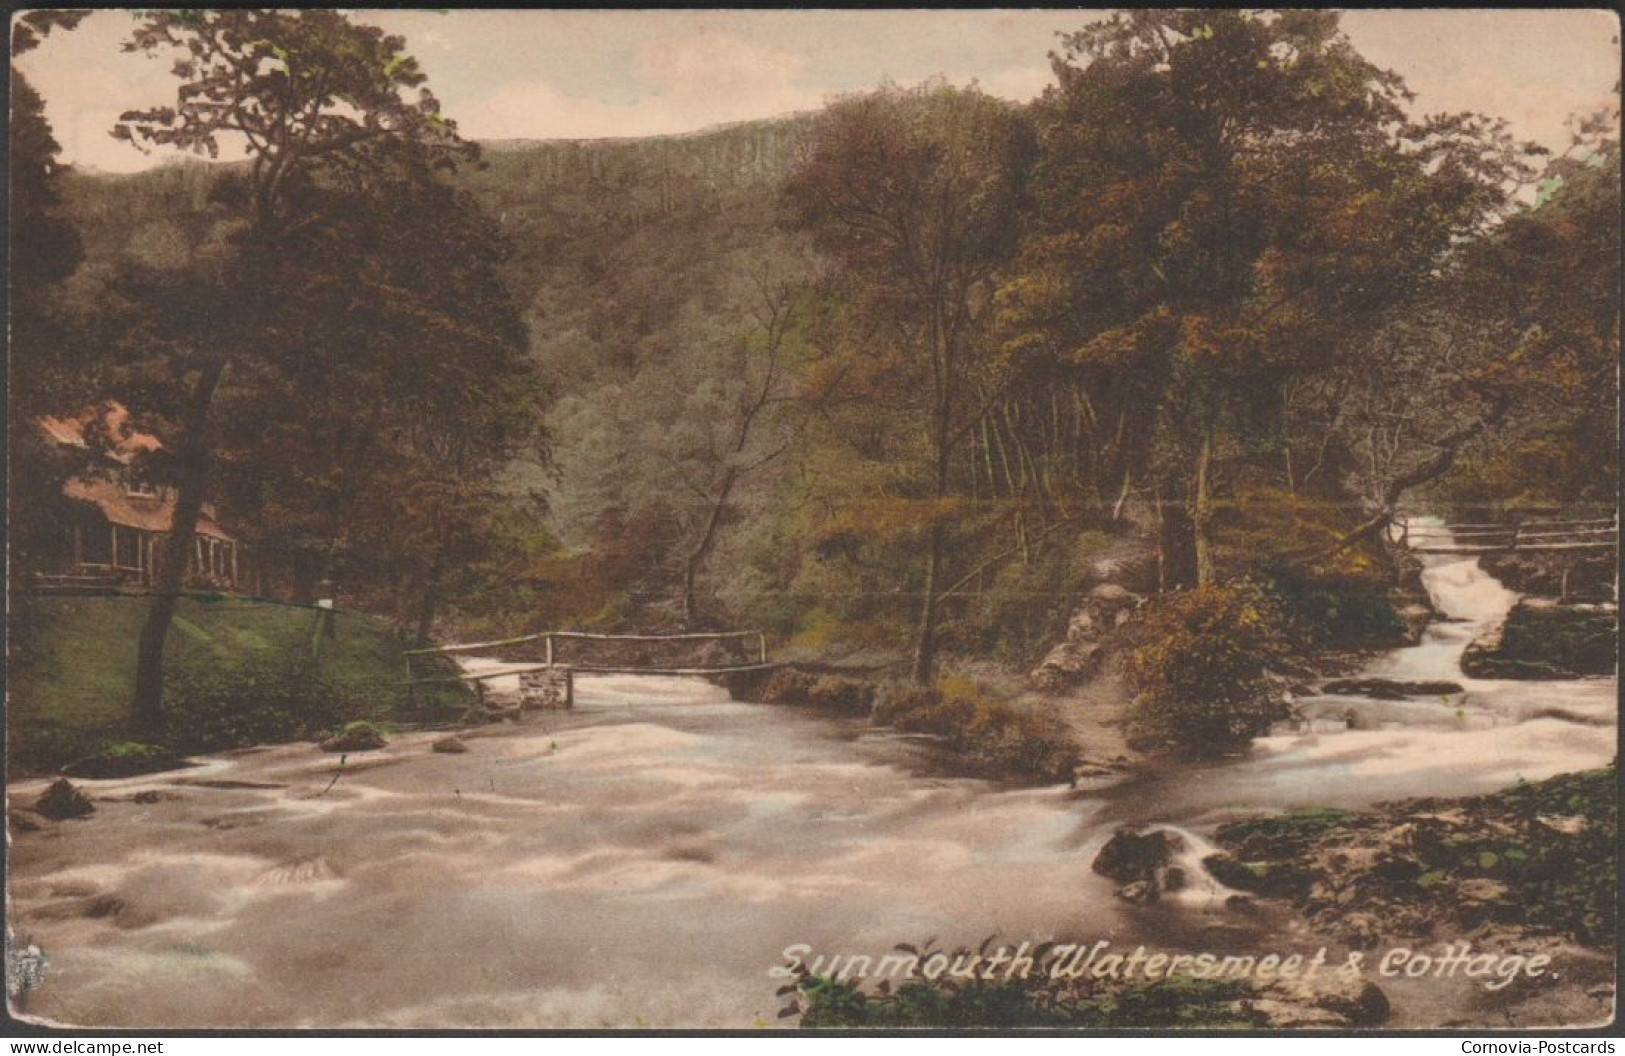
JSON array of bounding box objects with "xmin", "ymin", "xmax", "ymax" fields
[
  {"xmin": 872, "ymin": 677, "xmax": 1079, "ymax": 782},
  {"xmin": 1127, "ymin": 582, "xmax": 1293, "ymax": 755}
]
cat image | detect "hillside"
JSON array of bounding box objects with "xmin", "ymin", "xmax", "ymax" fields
[{"xmin": 60, "ymin": 116, "xmax": 818, "ymax": 552}]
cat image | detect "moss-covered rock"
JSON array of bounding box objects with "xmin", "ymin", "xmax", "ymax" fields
[
  {"xmin": 35, "ymin": 778, "xmax": 95, "ymax": 820},
  {"xmin": 320, "ymin": 720, "xmax": 388, "ymax": 753},
  {"xmin": 1462, "ymin": 601, "xmax": 1617, "ymax": 679},
  {"xmin": 61, "ymin": 742, "xmax": 192, "ymax": 779},
  {"xmin": 1212, "ymin": 765, "xmax": 1618, "ymax": 950}
]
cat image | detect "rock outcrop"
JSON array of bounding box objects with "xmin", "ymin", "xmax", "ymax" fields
[
  {"xmin": 1093, "ymin": 826, "xmax": 1191, "ymax": 903},
  {"xmin": 1251, "ymin": 976, "xmax": 1391, "ymax": 1028},
  {"xmin": 1462, "ymin": 600, "xmax": 1617, "ymax": 679},
  {"xmin": 1032, "ymin": 583, "xmax": 1144, "ymax": 691},
  {"xmin": 1211, "ymin": 765, "xmax": 1616, "ymax": 952}
]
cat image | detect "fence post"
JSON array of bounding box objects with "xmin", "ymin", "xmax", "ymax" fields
[
  {"xmin": 757, "ymin": 631, "xmax": 767, "ymax": 664},
  {"xmin": 545, "ymin": 634, "xmax": 554, "ymax": 667}
]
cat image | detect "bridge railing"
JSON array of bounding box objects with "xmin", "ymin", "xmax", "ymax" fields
[
  {"xmin": 1394, "ymin": 514, "xmax": 1618, "ymax": 555},
  {"xmin": 405, "ymin": 628, "xmax": 773, "ymax": 673}
]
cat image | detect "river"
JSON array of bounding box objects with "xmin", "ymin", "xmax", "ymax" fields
[{"xmin": 7, "ymin": 526, "xmax": 1615, "ymax": 1028}]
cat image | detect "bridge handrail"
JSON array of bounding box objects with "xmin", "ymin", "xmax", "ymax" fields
[
  {"xmin": 1402, "ymin": 522, "xmax": 1616, "ymax": 534},
  {"xmin": 415, "ymin": 660, "xmax": 785, "ymax": 684},
  {"xmin": 406, "ymin": 628, "xmax": 763, "ymax": 656}
]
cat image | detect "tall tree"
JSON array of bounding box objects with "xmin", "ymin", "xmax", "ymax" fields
[
  {"xmin": 783, "ymin": 81, "xmax": 1034, "ymax": 683},
  {"xmin": 9, "ymin": 10, "xmax": 91, "ymax": 641},
  {"xmin": 208, "ymin": 171, "xmax": 549, "ymax": 635},
  {"xmin": 1000, "ymin": 10, "xmax": 1537, "ymax": 584},
  {"xmin": 112, "ymin": 10, "xmax": 476, "ymax": 731}
]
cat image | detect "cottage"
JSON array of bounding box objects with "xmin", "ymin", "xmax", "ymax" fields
[{"xmin": 38, "ymin": 404, "xmax": 245, "ymax": 591}]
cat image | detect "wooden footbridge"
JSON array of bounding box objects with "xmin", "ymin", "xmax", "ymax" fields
[
  {"xmin": 404, "ymin": 629, "xmax": 782, "ymax": 710},
  {"xmin": 1394, "ymin": 515, "xmax": 1618, "ymax": 555}
]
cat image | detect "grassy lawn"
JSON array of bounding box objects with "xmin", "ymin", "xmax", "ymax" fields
[{"xmin": 9, "ymin": 594, "xmax": 471, "ymax": 774}]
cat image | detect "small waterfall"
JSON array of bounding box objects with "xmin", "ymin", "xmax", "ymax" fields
[
  {"xmin": 1288, "ymin": 517, "xmax": 1525, "ymax": 731},
  {"xmin": 1367, "ymin": 518, "xmax": 1518, "ymax": 684}
]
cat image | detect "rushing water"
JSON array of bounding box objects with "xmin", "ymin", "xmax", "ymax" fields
[{"xmin": 8, "ymin": 525, "xmax": 1615, "ymax": 1028}]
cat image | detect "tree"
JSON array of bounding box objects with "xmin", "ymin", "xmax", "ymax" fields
[
  {"xmin": 9, "ymin": 10, "xmax": 91, "ymax": 647},
  {"xmin": 1441, "ymin": 112, "xmax": 1620, "ymax": 511},
  {"xmin": 1001, "ymin": 10, "xmax": 1537, "ymax": 585},
  {"xmin": 667, "ymin": 277, "xmax": 848, "ymax": 628},
  {"xmin": 1315, "ymin": 107, "xmax": 1618, "ymax": 557},
  {"xmin": 111, "ymin": 10, "xmax": 477, "ymax": 731},
  {"xmin": 208, "ymin": 171, "xmax": 548, "ymax": 638},
  {"xmin": 783, "ymin": 81, "xmax": 1035, "ymax": 682}
]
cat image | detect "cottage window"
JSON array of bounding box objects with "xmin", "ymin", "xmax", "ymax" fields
[
  {"xmin": 80, "ymin": 522, "xmax": 112, "ymax": 565},
  {"xmin": 114, "ymin": 526, "xmax": 142, "ymax": 570},
  {"xmin": 125, "ymin": 480, "xmax": 158, "ymax": 498}
]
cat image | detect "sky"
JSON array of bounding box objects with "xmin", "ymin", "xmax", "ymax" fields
[{"xmin": 15, "ymin": 9, "xmax": 1622, "ymax": 174}]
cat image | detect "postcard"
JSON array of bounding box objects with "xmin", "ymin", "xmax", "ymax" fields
[{"xmin": 7, "ymin": 8, "xmax": 1619, "ymax": 1034}]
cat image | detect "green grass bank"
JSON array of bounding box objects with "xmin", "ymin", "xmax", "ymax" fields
[{"xmin": 8, "ymin": 594, "xmax": 471, "ymax": 775}]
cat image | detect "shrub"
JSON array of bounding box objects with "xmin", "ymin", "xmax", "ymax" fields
[
  {"xmin": 1126, "ymin": 582, "xmax": 1291, "ymax": 757},
  {"xmin": 162, "ymin": 656, "xmax": 350, "ymax": 753},
  {"xmin": 873, "ymin": 677, "xmax": 1079, "ymax": 783},
  {"xmin": 1269, "ymin": 574, "xmax": 1404, "ymax": 646},
  {"xmin": 760, "ymin": 669, "xmax": 877, "ymax": 714}
]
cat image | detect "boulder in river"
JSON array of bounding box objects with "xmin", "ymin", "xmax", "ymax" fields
[
  {"xmin": 1319, "ymin": 678, "xmax": 1464, "ymax": 699},
  {"xmin": 320, "ymin": 722, "xmax": 388, "ymax": 753},
  {"xmin": 432, "ymin": 735, "xmax": 469, "ymax": 754},
  {"xmin": 1461, "ymin": 600, "xmax": 1617, "ymax": 679},
  {"xmin": 35, "ymin": 778, "xmax": 95, "ymax": 820},
  {"xmin": 1093, "ymin": 826, "xmax": 1196, "ymax": 903}
]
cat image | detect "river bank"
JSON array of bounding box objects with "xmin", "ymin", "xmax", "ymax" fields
[{"xmin": 6, "ymin": 526, "xmax": 1615, "ymax": 1029}]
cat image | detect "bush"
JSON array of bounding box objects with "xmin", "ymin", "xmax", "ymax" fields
[
  {"xmin": 760, "ymin": 669, "xmax": 877, "ymax": 713},
  {"xmin": 162, "ymin": 657, "xmax": 350, "ymax": 753},
  {"xmin": 1269, "ymin": 574, "xmax": 1404, "ymax": 646},
  {"xmin": 1127, "ymin": 582, "xmax": 1291, "ymax": 757},
  {"xmin": 873, "ymin": 677, "xmax": 1079, "ymax": 783}
]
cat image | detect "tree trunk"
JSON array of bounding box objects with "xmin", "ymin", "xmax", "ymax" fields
[
  {"xmin": 912, "ymin": 522, "xmax": 944, "ymax": 685},
  {"xmin": 131, "ymin": 357, "xmax": 228, "ymax": 733},
  {"xmin": 1318, "ymin": 393, "xmax": 1512, "ymax": 562},
  {"xmin": 1193, "ymin": 428, "xmax": 1216, "ymax": 586},
  {"xmin": 414, "ymin": 579, "xmax": 439, "ymax": 649},
  {"xmin": 682, "ymin": 468, "xmax": 738, "ymax": 629}
]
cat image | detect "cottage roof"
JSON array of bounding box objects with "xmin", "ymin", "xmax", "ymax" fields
[
  {"xmin": 63, "ymin": 477, "xmax": 234, "ymax": 540},
  {"xmin": 43, "ymin": 403, "xmax": 234, "ymax": 543}
]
